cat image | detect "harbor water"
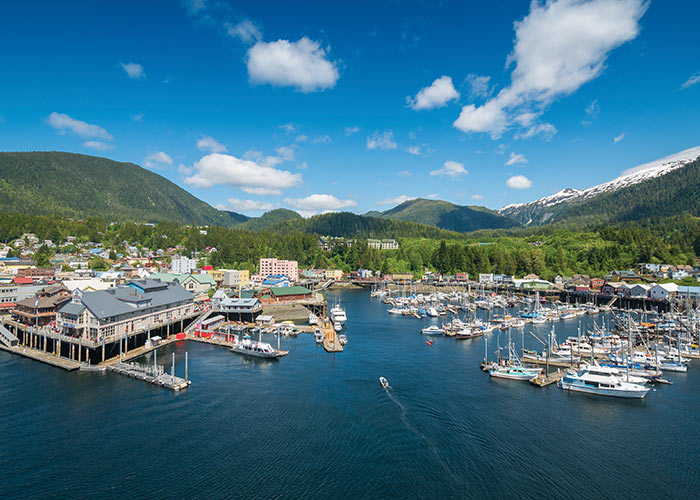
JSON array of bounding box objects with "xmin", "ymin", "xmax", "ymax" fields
[{"xmin": 1, "ymin": 289, "xmax": 698, "ymax": 499}]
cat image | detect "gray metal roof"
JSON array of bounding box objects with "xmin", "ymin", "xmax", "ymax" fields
[
  {"xmin": 60, "ymin": 302, "xmax": 86, "ymax": 316},
  {"xmin": 58, "ymin": 281, "xmax": 193, "ymax": 322}
]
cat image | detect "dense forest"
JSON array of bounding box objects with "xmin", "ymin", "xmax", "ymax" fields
[{"xmin": 2, "ymin": 211, "xmax": 698, "ymax": 281}]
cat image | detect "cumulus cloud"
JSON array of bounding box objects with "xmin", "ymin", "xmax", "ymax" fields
[
  {"xmin": 614, "ymin": 132, "xmax": 625, "ymax": 143},
  {"xmin": 227, "ymin": 19, "xmax": 262, "ymax": 44},
  {"xmin": 366, "ymin": 130, "xmax": 397, "ymax": 150},
  {"xmin": 430, "ymin": 160, "xmax": 467, "ymax": 177},
  {"xmin": 408, "ymin": 76, "xmax": 460, "ymax": 110},
  {"xmin": 47, "ymin": 112, "xmax": 113, "ymax": 140},
  {"xmin": 246, "ymin": 37, "xmax": 339, "ymax": 92},
  {"xmin": 377, "ymin": 194, "xmax": 416, "ymax": 206},
  {"xmin": 197, "ymin": 136, "xmax": 227, "ymax": 153},
  {"xmin": 144, "ymin": 152, "xmax": 173, "ymax": 169},
  {"xmin": 454, "ymin": 0, "xmax": 647, "ymax": 138},
  {"xmin": 284, "ymin": 194, "xmax": 356, "ymax": 217},
  {"xmin": 225, "ymin": 198, "xmax": 275, "ymax": 212},
  {"xmin": 407, "ymin": 145, "xmax": 421, "ymax": 155},
  {"xmin": 83, "ymin": 141, "xmax": 114, "ymax": 151},
  {"xmin": 681, "ymin": 72, "xmax": 700, "ymax": 90},
  {"xmin": 506, "ymin": 175, "xmax": 533, "ymax": 189},
  {"xmin": 505, "ymin": 152, "xmax": 528, "ymax": 165},
  {"xmin": 184, "ymin": 153, "xmax": 302, "ymax": 194},
  {"xmin": 345, "ymin": 126, "xmax": 360, "ymax": 135},
  {"xmin": 120, "ymin": 62, "xmax": 145, "ymax": 79}
]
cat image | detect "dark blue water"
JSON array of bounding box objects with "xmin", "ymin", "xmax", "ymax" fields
[{"xmin": 1, "ymin": 289, "xmax": 698, "ymax": 499}]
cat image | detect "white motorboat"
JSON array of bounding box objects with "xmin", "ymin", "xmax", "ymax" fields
[
  {"xmin": 421, "ymin": 325, "xmax": 444, "ymax": 335},
  {"xmin": 339, "ymin": 334, "xmax": 348, "ymax": 346},
  {"xmin": 308, "ymin": 313, "xmax": 319, "ymax": 326},
  {"xmin": 379, "ymin": 376, "xmax": 389, "ymax": 388},
  {"xmin": 558, "ymin": 366, "xmax": 650, "ymax": 398},
  {"xmin": 330, "ymin": 303, "xmax": 347, "ymax": 324},
  {"xmin": 230, "ymin": 338, "xmax": 286, "ymax": 359}
]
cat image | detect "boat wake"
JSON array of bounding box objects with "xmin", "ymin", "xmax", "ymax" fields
[{"xmin": 383, "ymin": 387, "xmax": 460, "ymax": 481}]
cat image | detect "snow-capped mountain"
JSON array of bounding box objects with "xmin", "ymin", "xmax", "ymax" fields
[{"xmin": 500, "ymin": 146, "xmax": 700, "ymax": 224}]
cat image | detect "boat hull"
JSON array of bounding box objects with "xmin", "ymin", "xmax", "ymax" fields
[{"xmin": 559, "ymin": 380, "xmax": 649, "ymax": 398}]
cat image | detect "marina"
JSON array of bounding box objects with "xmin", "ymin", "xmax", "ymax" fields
[{"xmin": 2, "ymin": 288, "xmax": 700, "ymax": 499}]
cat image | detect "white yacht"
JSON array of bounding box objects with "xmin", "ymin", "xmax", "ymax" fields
[
  {"xmin": 421, "ymin": 325, "xmax": 444, "ymax": 335},
  {"xmin": 308, "ymin": 313, "xmax": 319, "ymax": 326},
  {"xmin": 230, "ymin": 338, "xmax": 286, "ymax": 359},
  {"xmin": 330, "ymin": 303, "xmax": 347, "ymax": 324},
  {"xmin": 559, "ymin": 365, "xmax": 650, "ymax": 398}
]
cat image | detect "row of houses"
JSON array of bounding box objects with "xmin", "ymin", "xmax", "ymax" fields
[{"xmin": 599, "ymin": 282, "xmax": 700, "ymax": 300}]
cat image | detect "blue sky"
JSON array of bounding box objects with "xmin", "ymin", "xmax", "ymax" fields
[{"xmin": 1, "ymin": 0, "xmax": 699, "ymax": 217}]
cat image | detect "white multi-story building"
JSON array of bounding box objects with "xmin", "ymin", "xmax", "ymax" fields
[
  {"xmin": 171, "ymin": 256, "xmax": 197, "ymax": 274},
  {"xmin": 381, "ymin": 239, "xmax": 399, "ymax": 250},
  {"xmin": 259, "ymin": 258, "xmax": 298, "ymax": 281}
]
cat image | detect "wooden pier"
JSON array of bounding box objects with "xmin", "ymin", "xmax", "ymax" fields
[
  {"xmin": 0, "ymin": 343, "xmax": 81, "ymax": 371},
  {"xmin": 321, "ymin": 319, "xmax": 343, "ymax": 353}
]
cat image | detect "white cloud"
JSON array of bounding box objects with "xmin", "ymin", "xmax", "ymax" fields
[
  {"xmin": 312, "ymin": 134, "xmax": 331, "ymax": 144},
  {"xmin": 83, "ymin": 141, "xmax": 114, "ymax": 151},
  {"xmin": 274, "ymin": 146, "xmax": 295, "ymax": 163},
  {"xmin": 132, "ymin": 113, "xmax": 144, "ymax": 122},
  {"xmin": 225, "ymin": 198, "xmax": 275, "ymax": 212},
  {"xmin": 184, "ymin": 153, "xmax": 302, "ymax": 194},
  {"xmin": 279, "ymin": 123, "xmax": 296, "ymax": 133},
  {"xmin": 613, "ymin": 132, "xmax": 625, "ymax": 143},
  {"xmin": 295, "ymin": 134, "xmax": 308, "ymax": 142},
  {"xmin": 585, "ymin": 99, "xmax": 600, "ymax": 117},
  {"xmin": 144, "ymin": 152, "xmax": 173, "ymax": 169},
  {"xmin": 120, "ymin": 62, "xmax": 145, "ymax": 79},
  {"xmin": 367, "ymin": 130, "xmax": 397, "ymax": 150},
  {"xmin": 505, "ymin": 152, "xmax": 528, "ymax": 165},
  {"xmin": 284, "ymin": 194, "xmax": 356, "ymax": 217},
  {"xmin": 453, "ymin": 99, "xmax": 508, "ymax": 138},
  {"xmin": 407, "ymin": 145, "xmax": 421, "ymax": 155},
  {"xmin": 471, "ymin": 194, "xmax": 484, "ymax": 200},
  {"xmin": 183, "ymin": 0, "xmax": 206, "ymax": 13},
  {"xmin": 408, "ymin": 76, "xmax": 460, "ymax": 110},
  {"xmin": 397, "ymin": 170, "xmax": 413, "ymax": 177},
  {"xmin": 454, "ymin": 0, "xmax": 647, "ymax": 138},
  {"xmin": 430, "ymin": 160, "xmax": 467, "ymax": 177},
  {"xmin": 178, "ymin": 164, "xmax": 194, "ymax": 175},
  {"xmin": 506, "ymin": 175, "xmax": 533, "ymax": 189},
  {"xmin": 377, "ymin": 194, "xmax": 416, "ymax": 206},
  {"xmin": 227, "ymin": 19, "xmax": 262, "ymax": 44},
  {"xmin": 515, "ymin": 122, "xmax": 558, "ymax": 141},
  {"xmin": 47, "ymin": 112, "xmax": 112, "ymax": 140},
  {"xmin": 196, "ymin": 136, "xmax": 227, "ymax": 153},
  {"xmin": 247, "ymin": 37, "xmax": 339, "ymax": 92},
  {"xmin": 465, "ymin": 74, "xmax": 491, "ymax": 99},
  {"xmin": 681, "ymin": 72, "xmax": 700, "ymax": 90},
  {"xmin": 345, "ymin": 126, "xmax": 360, "ymax": 135}
]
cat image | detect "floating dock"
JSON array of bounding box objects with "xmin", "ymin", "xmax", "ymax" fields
[
  {"xmin": 321, "ymin": 319, "xmax": 343, "ymax": 353},
  {"xmin": 0, "ymin": 343, "xmax": 81, "ymax": 371},
  {"xmin": 530, "ymin": 369, "xmax": 567, "ymax": 387},
  {"xmin": 108, "ymin": 361, "xmax": 190, "ymax": 391}
]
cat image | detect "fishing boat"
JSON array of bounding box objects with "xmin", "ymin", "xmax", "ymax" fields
[
  {"xmin": 558, "ymin": 365, "xmax": 650, "ymax": 398},
  {"xmin": 421, "ymin": 325, "xmax": 444, "ymax": 335},
  {"xmin": 488, "ymin": 364, "xmax": 542, "ymax": 381},
  {"xmin": 379, "ymin": 376, "xmax": 389, "ymax": 388}
]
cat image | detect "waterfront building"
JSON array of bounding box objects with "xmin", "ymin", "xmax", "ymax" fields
[
  {"xmin": 649, "ymin": 283, "xmax": 678, "ymax": 300},
  {"xmin": 56, "ymin": 279, "xmax": 195, "ymax": 341},
  {"xmin": 259, "ymin": 258, "xmax": 298, "ymax": 281},
  {"xmin": 479, "ymin": 273, "xmax": 494, "ymax": 283},
  {"xmin": 12, "ymin": 284, "xmax": 71, "ymax": 326},
  {"xmin": 0, "ymin": 283, "xmax": 45, "ymax": 315}
]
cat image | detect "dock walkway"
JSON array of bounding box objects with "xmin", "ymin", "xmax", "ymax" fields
[
  {"xmin": 108, "ymin": 361, "xmax": 190, "ymax": 391},
  {"xmin": 0, "ymin": 343, "xmax": 81, "ymax": 371},
  {"xmin": 530, "ymin": 369, "xmax": 567, "ymax": 387}
]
